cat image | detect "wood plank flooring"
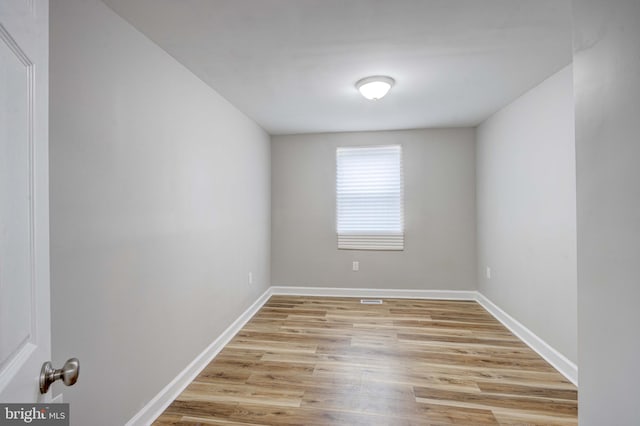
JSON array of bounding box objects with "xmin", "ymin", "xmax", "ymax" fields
[{"xmin": 154, "ymin": 296, "xmax": 577, "ymax": 425}]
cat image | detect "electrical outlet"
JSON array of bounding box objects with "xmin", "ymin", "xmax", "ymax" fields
[
  {"xmin": 248, "ymin": 272, "xmax": 253, "ymax": 285},
  {"xmin": 486, "ymin": 267, "xmax": 491, "ymax": 279},
  {"xmin": 352, "ymin": 261, "xmax": 359, "ymax": 271}
]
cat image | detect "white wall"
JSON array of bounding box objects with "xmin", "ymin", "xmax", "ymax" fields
[
  {"xmin": 573, "ymin": 0, "xmax": 640, "ymax": 423},
  {"xmin": 271, "ymin": 129, "xmax": 476, "ymax": 290},
  {"xmin": 476, "ymin": 66, "xmax": 577, "ymax": 364},
  {"xmin": 49, "ymin": 0, "xmax": 270, "ymax": 424}
]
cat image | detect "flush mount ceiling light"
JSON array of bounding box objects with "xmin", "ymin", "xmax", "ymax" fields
[{"xmin": 356, "ymin": 76, "xmax": 395, "ymax": 100}]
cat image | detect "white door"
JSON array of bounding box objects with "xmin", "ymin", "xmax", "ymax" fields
[{"xmin": 0, "ymin": 0, "xmax": 51, "ymax": 402}]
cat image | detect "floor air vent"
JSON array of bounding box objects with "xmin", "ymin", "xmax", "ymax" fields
[{"xmin": 360, "ymin": 299, "xmax": 383, "ymax": 305}]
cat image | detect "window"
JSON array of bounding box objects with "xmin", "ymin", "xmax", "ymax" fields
[{"xmin": 336, "ymin": 145, "xmax": 404, "ymax": 250}]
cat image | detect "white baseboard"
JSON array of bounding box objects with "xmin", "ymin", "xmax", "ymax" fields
[
  {"xmin": 128, "ymin": 285, "xmax": 577, "ymax": 424},
  {"xmin": 475, "ymin": 292, "xmax": 578, "ymax": 386},
  {"xmin": 126, "ymin": 288, "xmax": 273, "ymax": 426},
  {"xmin": 270, "ymin": 286, "xmax": 477, "ymax": 300}
]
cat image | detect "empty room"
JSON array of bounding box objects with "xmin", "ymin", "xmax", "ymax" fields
[{"xmin": 1, "ymin": 0, "xmax": 639, "ymax": 425}]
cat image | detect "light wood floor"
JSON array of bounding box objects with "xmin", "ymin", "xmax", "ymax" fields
[{"xmin": 154, "ymin": 296, "xmax": 577, "ymax": 425}]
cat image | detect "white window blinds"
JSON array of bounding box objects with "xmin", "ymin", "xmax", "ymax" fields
[{"xmin": 336, "ymin": 145, "xmax": 404, "ymax": 250}]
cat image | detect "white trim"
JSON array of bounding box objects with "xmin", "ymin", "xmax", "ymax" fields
[
  {"xmin": 0, "ymin": 343, "xmax": 36, "ymax": 391},
  {"xmin": 128, "ymin": 286, "xmax": 578, "ymax": 424},
  {"xmin": 270, "ymin": 286, "xmax": 477, "ymax": 300},
  {"xmin": 475, "ymin": 292, "xmax": 578, "ymax": 386},
  {"xmin": 337, "ymin": 233, "xmax": 404, "ymax": 251},
  {"xmin": 126, "ymin": 288, "xmax": 273, "ymax": 426}
]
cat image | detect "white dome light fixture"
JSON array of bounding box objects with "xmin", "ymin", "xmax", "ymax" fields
[{"xmin": 356, "ymin": 76, "xmax": 395, "ymax": 100}]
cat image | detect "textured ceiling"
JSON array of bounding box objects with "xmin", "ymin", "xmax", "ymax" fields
[{"xmin": 102, "ymin": 0, "xmax": 572, "ymax": 135}]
